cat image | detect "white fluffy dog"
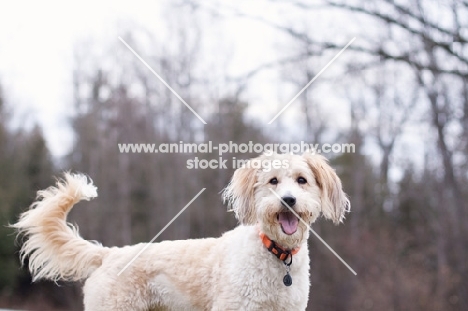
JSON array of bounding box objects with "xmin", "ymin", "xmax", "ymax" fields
[{"xmin": 13, "ymin": 152, "xmax": 349, "ymax": 310}]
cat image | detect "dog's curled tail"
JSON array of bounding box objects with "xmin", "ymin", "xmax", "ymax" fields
[{"xmin": 12, "ymin": 173, "xmax": 108, "ymax": 282}]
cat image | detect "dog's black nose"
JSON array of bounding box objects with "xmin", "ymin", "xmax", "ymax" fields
[{"xmin": 281, "ymin": 196, "xmax": 296, "ymax": 208}]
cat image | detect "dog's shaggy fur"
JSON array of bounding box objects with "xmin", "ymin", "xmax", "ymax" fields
[{"xmin": 13, "ymin": 152, "xmax": 349, "ymax": 310}]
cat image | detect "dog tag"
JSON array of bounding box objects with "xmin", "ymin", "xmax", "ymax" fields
[{"xmin": 283, "ymin": 272, "xmax": 292, "ymax": 286}]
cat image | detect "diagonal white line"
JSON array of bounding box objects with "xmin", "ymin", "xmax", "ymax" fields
[
  {"xmin": 268, "ymin": 37, "xmax": 356, "ymax": 124},
  {"xmin": 117, "ymin": 188, "xmax": 206, "ymax": 276},
  {"xmin": 269, "ymin": 188, "xmax": 357, "ymax": 275},
  {"xmin": 118, "ymin": 36, "xmax": 207, "ymax": 125}
]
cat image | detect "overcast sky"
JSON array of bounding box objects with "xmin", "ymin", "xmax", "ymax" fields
[
  {"xmin": 0, "ymin": 1, "xmax": 160, "ymax": 155},
  {"xmin": 0, "ymin": 1, "xmax": 267, "ymax": 155}
]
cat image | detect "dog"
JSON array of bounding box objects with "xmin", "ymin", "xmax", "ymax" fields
[{"xmin": 13, "ymin": 152, "xmax": 349, "ymax": 310}]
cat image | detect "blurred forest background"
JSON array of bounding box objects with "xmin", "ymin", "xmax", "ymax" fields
[{"xmin": 1, "ymin": 0, "xmax": 468, "ymax": 310}]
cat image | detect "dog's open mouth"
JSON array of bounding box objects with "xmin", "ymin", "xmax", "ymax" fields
[{"xmin": 277, "ymin": 212, "xmax": 299, "ymax": 235}]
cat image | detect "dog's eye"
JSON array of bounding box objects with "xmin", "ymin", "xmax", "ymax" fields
[
  {"xmin": 297, "ymin": 177, "xmax": 307, "ymax": 184},
  {"xmin": 269, "ymin": 177, "xmax": 278, "ymax": 185}
]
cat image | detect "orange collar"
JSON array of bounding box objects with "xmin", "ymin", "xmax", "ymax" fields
[{"xmin": 259, "ymin": 231, "xmax": 300, "ymax": 262}]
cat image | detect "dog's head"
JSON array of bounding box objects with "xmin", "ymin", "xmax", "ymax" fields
[{"xmin": 223, "ymin": 152, "xmax": 350, "ymax": 248}]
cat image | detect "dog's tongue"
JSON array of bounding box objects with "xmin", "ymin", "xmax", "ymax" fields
[{"xmin": 278, "ymin": 212, "xmax": 299, "ymax": 235}]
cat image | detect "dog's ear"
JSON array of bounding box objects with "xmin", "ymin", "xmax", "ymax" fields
[
  {"xmin": 223, "ymin": 163, "xmax": 258, "ymax": 225},
  {"xmin": 303, "ymin": 152, "xmax": 350, "ymax": 224}
]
